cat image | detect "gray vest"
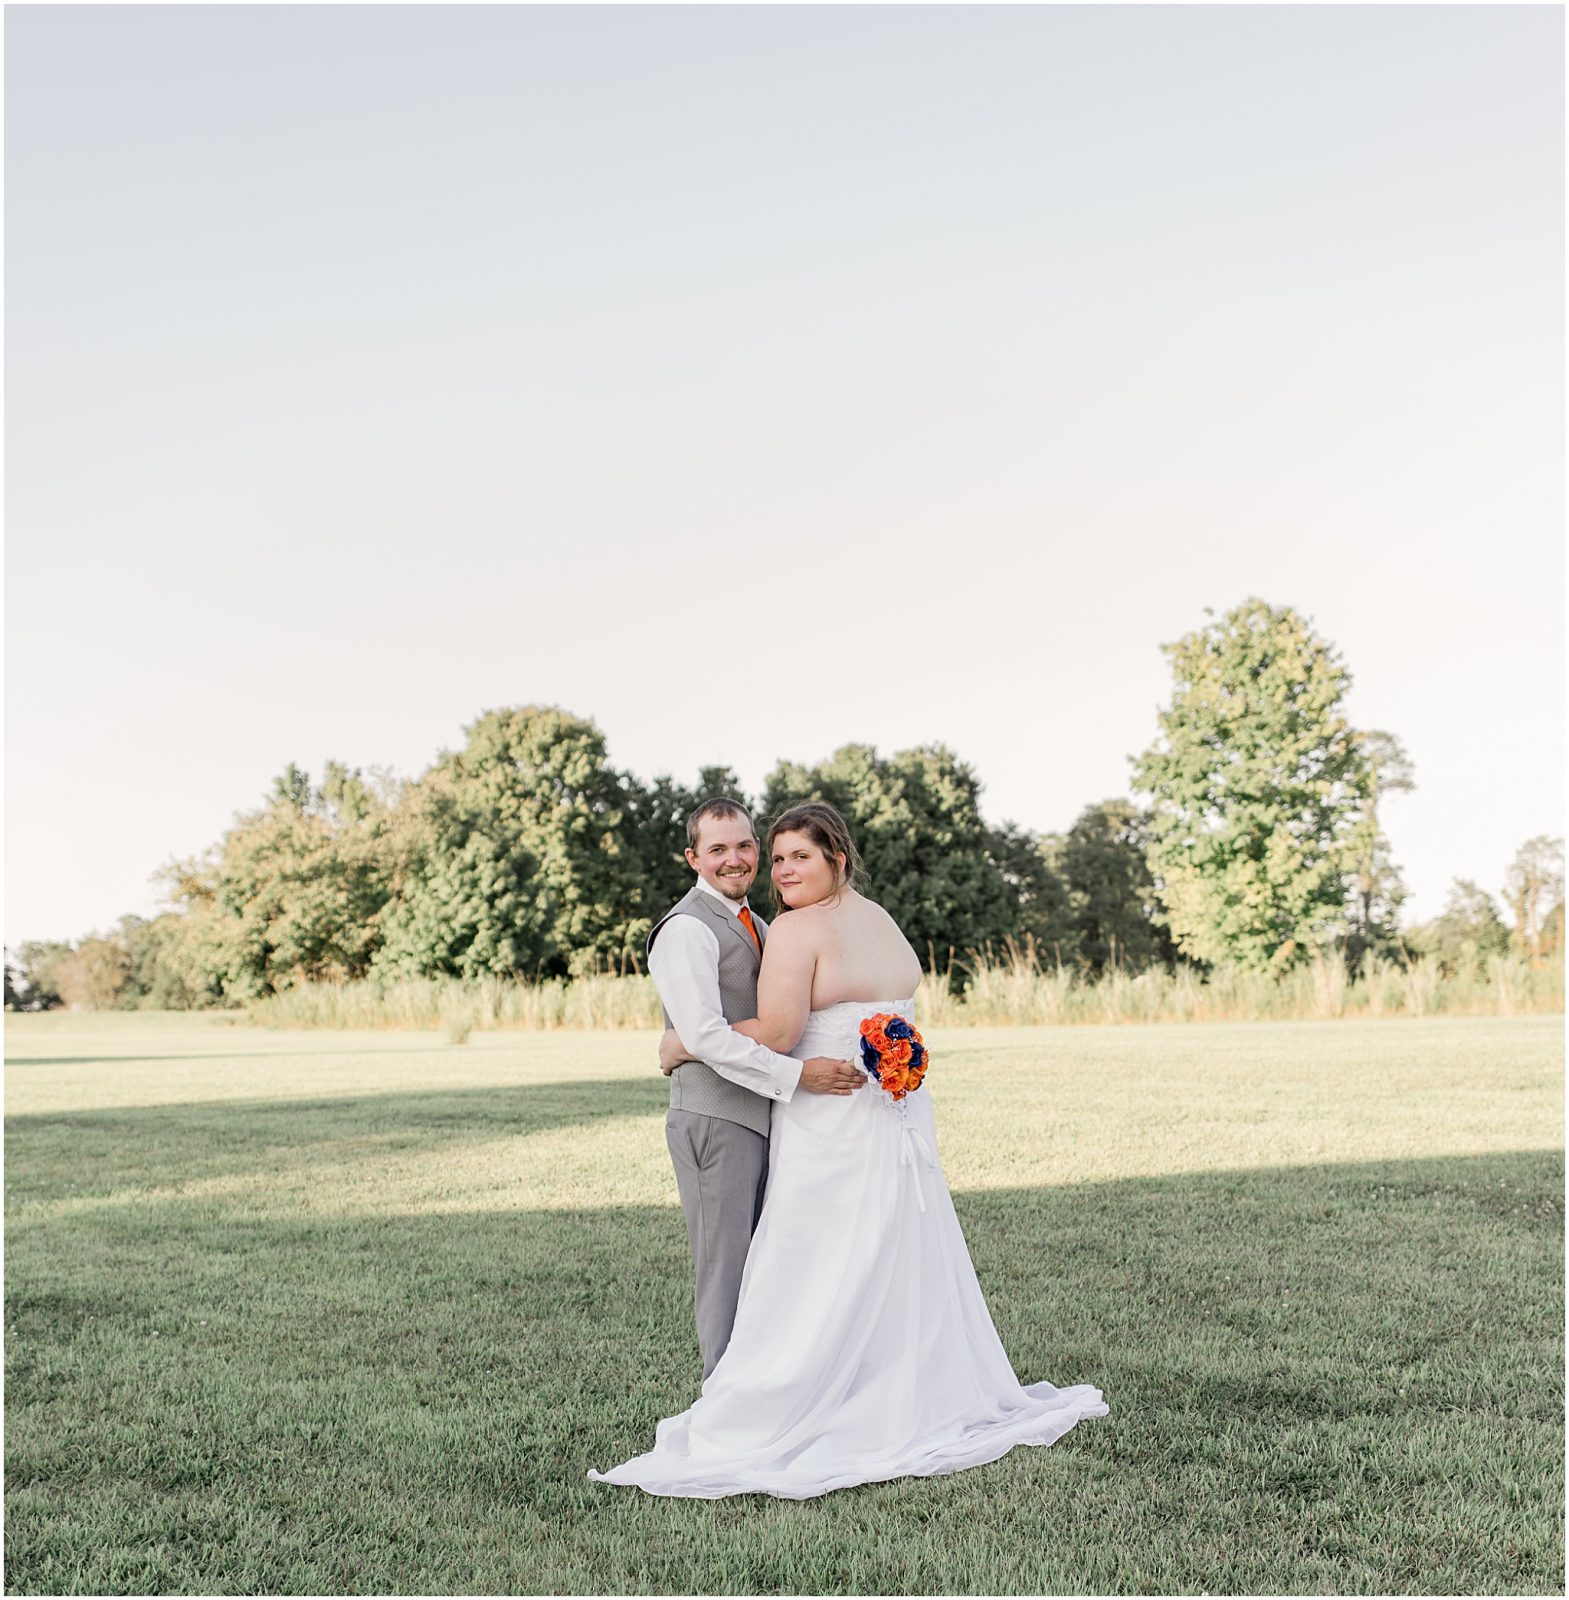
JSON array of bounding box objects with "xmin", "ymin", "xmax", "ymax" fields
[{"xmin": 648, "ymin": 885, "xmax": 774, "ymax": 1137}]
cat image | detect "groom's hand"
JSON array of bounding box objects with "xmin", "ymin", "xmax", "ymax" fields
[
  {"xmin": 799, "ymin": 1057, "xmax": 866, "ymax": 1096},
  {"xmin": 658, "ymin": 1027, "xmax": 696, "ymax": 1077}
]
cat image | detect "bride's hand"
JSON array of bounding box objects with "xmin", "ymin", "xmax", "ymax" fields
[{"xmin": 659, "ymin": 1027, "xmax": 697, "ymax": 1076}]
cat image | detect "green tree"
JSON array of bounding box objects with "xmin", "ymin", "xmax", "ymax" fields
[
  {"xmin": 759, "ymin": 743, "xmax": 1014, "ymax": 970},
  {"xmin": 1539, "ymin": 899, "xmax": 1565, "ymax": 967},
  {"xmin": 985, "ymin": 822, "xmax": 1081, "ymax": 969},
  {"xmin": 54, "ymin": 935, "xmax": 133, "ymax": 1010},
  {"xmin": 1059, "ymin": 799, "xmax": 1178, "ymax": 974},
  {"xmin": 1129, "ymin": 598, "xmax": 1378, "ymax": 972},
  {"xmin": 116, "ymin": 913, "xmax": 206, "ymax": 1009},
  {"xmin": 372, "ymin": 706, "xmax": 640, "ymax": 981},
  {"xmin": 1409, "ymin": 878, "xmax": 1511, "ymax": 978},
  {"xmin": 1344, "ymin": 730, "xmax": 1415, "ymax": 970},
  {"xmin": 621, "ymin": 766, "xmax": 755, "ymax": 956},
  {"xmin": 161, "ymin": 761, "xmax": 403, "ymax": 1001},
  {"xmin": 12, "ymin": 940, "xmax": 71, "ymax": 1010},
  {"xmin": 1502, "ymin": 835, "xmax": 1565, "ymax": 966},
  {"xmin": 156, "ymin": 849, "xmax": 252, "ymax": 1007}
]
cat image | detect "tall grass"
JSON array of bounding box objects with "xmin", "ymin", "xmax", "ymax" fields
[
  {"xmin": 244, "ymin": 949, "xmax": 1564, "ymax": 1031},
  {"xmin": 247, "ymin": 973, "xmax": 665, "ymax": 1032}
]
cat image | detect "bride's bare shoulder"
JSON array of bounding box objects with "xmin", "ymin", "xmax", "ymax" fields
[
  {"xmin": 855, "ymin": 893, "xmax": 924, "ymax": 967},
  {"xmin": 853, "ymin": 892, "xmax": 906, "ymax": 933},
  {"xmin": 765, "ymin": 903, "xmax": 841, "ymax": 953},
  {"xmin": 763, "ymin": 906, "xmax": 817, "ymax": 939}
]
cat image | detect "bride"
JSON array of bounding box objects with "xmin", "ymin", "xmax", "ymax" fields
[{"xmin": 588, "ymin": 801, "xmax": 1108, "ymax": 1499}]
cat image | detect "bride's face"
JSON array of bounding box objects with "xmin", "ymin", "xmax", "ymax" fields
[{"xmin": 771, "ymin": 830, "xmax": 847, "ymax": 909}]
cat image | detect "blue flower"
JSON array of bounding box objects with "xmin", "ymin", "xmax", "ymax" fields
[{"xmin": 885, "ymin": 1017, "xmax": 914, "ymax": 1042}]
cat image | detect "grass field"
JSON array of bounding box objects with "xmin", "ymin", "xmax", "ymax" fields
[{"xmin": 4, "ymin": 1012, "xmax": 1563, "ymax": 1595}]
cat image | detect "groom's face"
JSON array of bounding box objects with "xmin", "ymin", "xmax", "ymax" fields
[{"xmin": 686, "ymin": 815, "xmax": 759, "ymax": 902}]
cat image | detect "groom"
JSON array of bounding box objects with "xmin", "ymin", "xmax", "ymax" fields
[{"xmin": 646, "ymin": 797, "xmax": 863, "ymax": 1379}]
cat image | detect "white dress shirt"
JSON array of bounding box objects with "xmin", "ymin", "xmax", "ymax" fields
[{"xmin": 647, "ymin": 877, "xmax": 805, "ymax": 1103}]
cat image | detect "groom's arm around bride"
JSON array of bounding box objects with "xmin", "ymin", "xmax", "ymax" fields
[{"xmin": 645, "ymin": 797, "xmax": 860, "ymax": 1378}]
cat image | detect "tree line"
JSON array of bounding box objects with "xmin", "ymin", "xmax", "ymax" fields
[{"xmin": 8, "ymin": 598, "xmax": 1564, "ymax": 1011}]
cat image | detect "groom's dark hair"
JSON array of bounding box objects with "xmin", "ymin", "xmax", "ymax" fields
[{"xmin": 686, "ymin": 797, "xmax": 756, "ymax": 851}]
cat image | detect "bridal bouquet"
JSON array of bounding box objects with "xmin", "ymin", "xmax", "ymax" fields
[{"xmin": 858, "ymin": 1014, "xmax": 929, "ymax": 1100}]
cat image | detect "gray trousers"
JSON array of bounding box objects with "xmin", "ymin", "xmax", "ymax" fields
[{"xmin": 665, "ymin": 1108, "xmax": 769, "ymax": 1379}]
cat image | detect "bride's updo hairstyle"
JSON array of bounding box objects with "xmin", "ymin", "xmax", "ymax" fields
[{"xmin": 767, "ymin": 801, "xmax": 863, "ymax": 913}]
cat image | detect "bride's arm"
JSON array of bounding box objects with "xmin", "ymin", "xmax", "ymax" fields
[{"xmin": 732, "ymin": 915, "xmax": 816, "ymax": 1054}]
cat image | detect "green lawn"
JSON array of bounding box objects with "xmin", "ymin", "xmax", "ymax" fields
[{"xmin": 4, "ymin": 1012, "xmax": 1563, "ymax": 1595}]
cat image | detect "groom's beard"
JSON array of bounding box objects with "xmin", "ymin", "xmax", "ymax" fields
[{"xmin": 714, "ymin": 873, "xmax": 753, "ymax": 901}]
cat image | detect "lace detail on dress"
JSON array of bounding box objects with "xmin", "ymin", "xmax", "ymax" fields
[
  {"xmin": 792, "ymin": 997, "xmax": 918, "ymax": 1060},
  {"xmin": 886, "ymin": 1094, "xmax": 940, "ymax": 1210}
]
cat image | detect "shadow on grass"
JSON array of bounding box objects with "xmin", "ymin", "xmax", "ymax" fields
[
  {"xmin": 4, "ymin": 1076, "xmax": 673, "ymax": 1202},
  {"xmin": 4, "ymin": 1146, "xmax": 1563, "ymax": 1594},
  {"xmin": 3, "ymin": 1046, "xmax": 478, "ymax": 1067}
]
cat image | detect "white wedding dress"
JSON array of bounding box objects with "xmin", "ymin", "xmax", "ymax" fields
[{"xmin": 588, "ymin": 998, "xmax": 1108, "ymax": 1499}]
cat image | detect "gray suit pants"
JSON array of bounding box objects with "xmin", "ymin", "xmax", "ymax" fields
[{"xmin": 665, "ymin": 1108, "xmax": 769, "ymax": 1379}]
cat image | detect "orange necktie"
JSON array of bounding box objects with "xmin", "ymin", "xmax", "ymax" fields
[{"xmin": 738, "ymin": 905, "xmax": 762, "ymax": 955}]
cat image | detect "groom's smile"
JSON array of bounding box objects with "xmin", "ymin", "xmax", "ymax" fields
[{"xmin": 685, "ymin": 813, "xmax": 760, "ymax": 903}]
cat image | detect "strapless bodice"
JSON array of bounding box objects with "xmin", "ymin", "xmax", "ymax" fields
[{"xmin": 792, "ymin": 997, "xmax": 916, "ymax": 1059}]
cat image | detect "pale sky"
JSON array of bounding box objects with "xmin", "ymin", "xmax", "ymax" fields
[{"xmin": 5, "ymin": 4, "xmax": 1563, "ymax": 947}]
